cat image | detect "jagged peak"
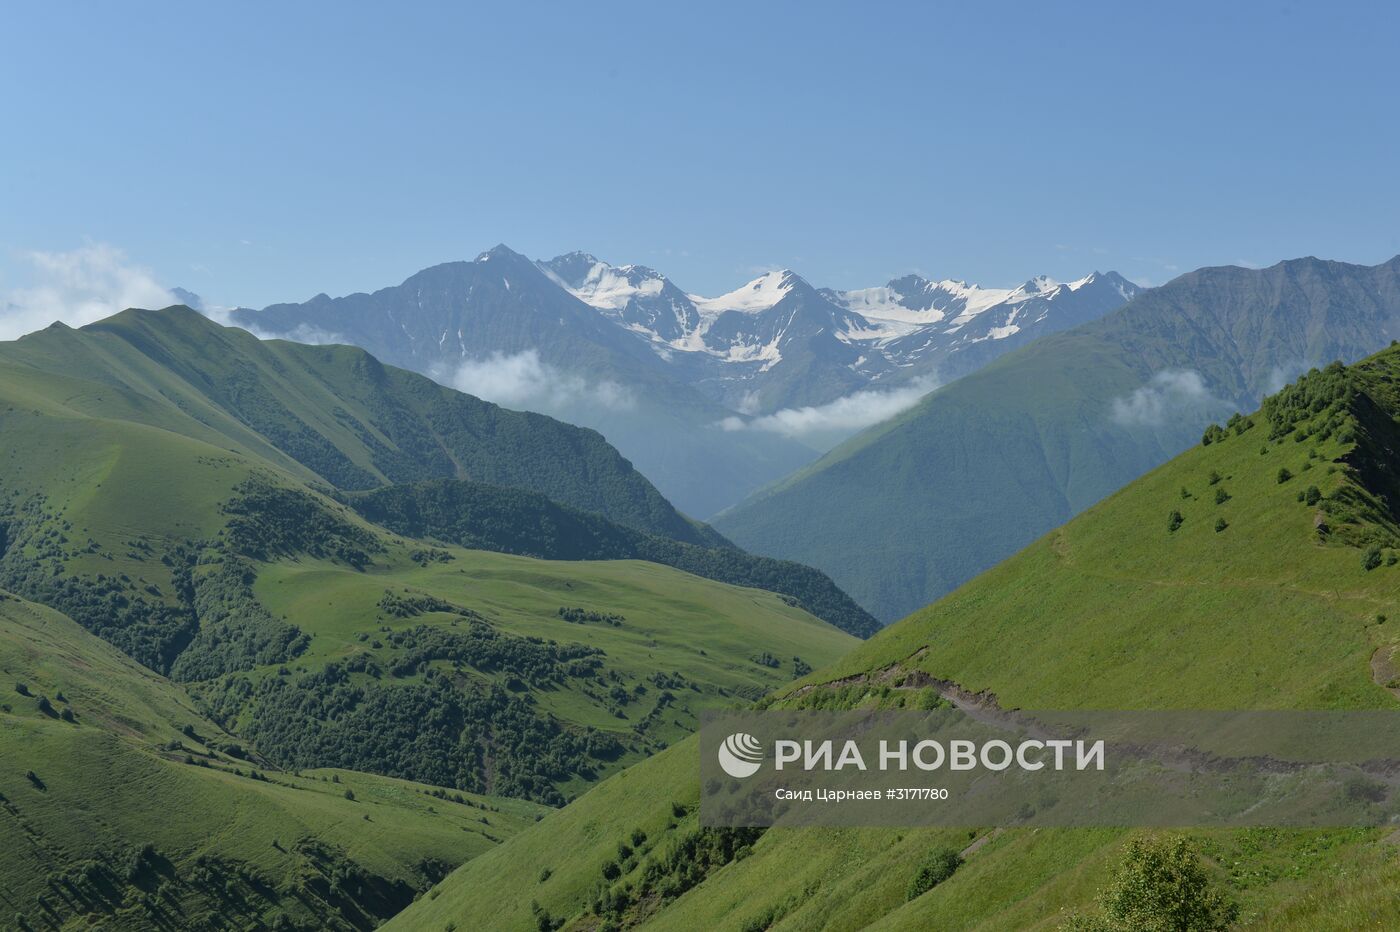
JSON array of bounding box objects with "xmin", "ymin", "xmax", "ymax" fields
[{"xmin": 475, "ymin": 243, "xmax": 529, "ymax": 263}]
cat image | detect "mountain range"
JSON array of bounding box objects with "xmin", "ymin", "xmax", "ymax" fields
[
  {"xmin": 7, "ymin": 252, "xmax": 1400, "ymax": 929},
  {"xmin": 230, "ymin": 246, "xmax": 1136, "ymax": 517},
  {"xmin": 542, "ymin": 251, "xmax": 1137, "ymax": 414},
  {"xmin": 716, "ymin": 255, "xmax": 1400, "ymax": 621}
]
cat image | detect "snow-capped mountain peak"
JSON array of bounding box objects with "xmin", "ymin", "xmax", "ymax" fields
[
  {"xmin": 541, "ymin": 255, "xmax": 666, "ymax": 311},
  {"xmin": 538, "ymin": 252, "xmax": 699, "ymax": 344},
  {"xmin": 531, "ymin": 249, "xmax": 1139, "ymax": 415},
  {"xmin": 691, "ymin": 269, "xmax": 808, "ymax": 315},
  {"xmin": 824, "ymin": 276, "xmax": 1014, "ymax": 327}
]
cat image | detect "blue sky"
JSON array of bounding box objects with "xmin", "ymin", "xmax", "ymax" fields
[{"xmin": 2, "ymin": 0, "xmax": 1397, "ymax": 318}]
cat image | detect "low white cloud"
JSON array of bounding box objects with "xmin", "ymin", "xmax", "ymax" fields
[
  {"xmin": 1261, "ymin": 362, "xmax": 1309, "ymax": 396},
  {"xmin": 275, "ymin": 323, "xmax": 349, "ymax": 346},
  {"xmin": 195, "ymin": 301, "xmax": 349, "ymax": 345},
  {"xmin": 0, "ymin": 243, "xmax": 176, "ymax": 341},
  {"xmin": 232, "ymin": 319, "xmax": 349, "ymax": 346},
  {"xmin": 443, "ymin": 350, "xmax": 635, "ymax": 412},
  {"xmin": 1109, "ymin": 369, "xmax": 1228, "ymax": 427},
  {"xmin": 720, "ymin": 377, "xmax": 937, "ymax": 439}
]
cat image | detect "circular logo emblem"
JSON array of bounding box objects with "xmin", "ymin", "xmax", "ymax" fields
[{"xmin": 717, "ymin": 732, "xmax": 764, "ymax": 778}]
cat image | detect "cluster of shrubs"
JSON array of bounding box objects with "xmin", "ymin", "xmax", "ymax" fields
[
  {"xmin": 170, "ymin": 557, "xmax": 310, "ymax": 681},
  {"xmin": 588, "ymin": 826, "xmax": 764, "ymax": 927},
  {"xmin": 221, "ymin": 478, "xmax": 382, "ymax": 569},
  {"xmin": 1259, "ymin": 360, "xmax": 1355, "ymax": 443},
  {"xmin": 198, "ymin": 664, "xmax": 622, "ymax": 805},
  {"xmin": 408, "ymin": 547, "xmax": 453, "ymax": 566},
  {"xmin": 378, "ymin": 589, "xmax": 475, "ymax": 619},
  {"xmin": 382, "ymin": 622, "xmax": 604, "ymax": 685},
  {"xmin": 558, "ymin": 606, "xmax": 624, "ymax": 627},
  {"xmin": 906, "ymin": 848, "xmax": 963, "ymax": 900}
]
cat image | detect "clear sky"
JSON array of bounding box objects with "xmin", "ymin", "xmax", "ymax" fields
[{"xmin": 3, "ymin": 0, "xmax": 1398, "ymax": 317}]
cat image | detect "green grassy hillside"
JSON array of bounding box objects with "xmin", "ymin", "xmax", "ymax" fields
[
  {"xmin": 0, "ymin": 590, "xmax": 546, "ymax": 931},
  {"xmin": 717, "ymin": 255, "xmax": 1400, "ymax": 622},
  {"xmin": 395, "ymin": 347, "xmax": 1400, "ymax": 930},
  {"xmin": 1, "ymin": 306, "xmax": 719, "ymax": 545},
  {"xmin": 188, "ymin": 538, "xmax": 855, "ymax": 804},
  {"xmin": 0, "ymin": 304, "xmax": 872, "ymax": 635},
  {"xmin": 348, "ymin": 479, "xmax": 878, "ymax": 637},
  {"xmin": 0, "ymin": 316, "xmax": 857, "ymax": 808}
]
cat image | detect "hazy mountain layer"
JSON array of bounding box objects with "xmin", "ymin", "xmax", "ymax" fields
[{"xmin": 718, "ymin": 255, "xmax": 1400, "ymax": 621}]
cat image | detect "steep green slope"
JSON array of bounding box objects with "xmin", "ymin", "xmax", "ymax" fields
[
  {"xmin": 0, "ymin": 591, "xmax": 545, "ymax": 931},
  {"xmin": 1, "ymin": 305, "xmax": 720, "ymax": 545},
  {"xmin": 717, "ymin": 255, "xmax": 1400, "ymax": 621},
  {"xmin": 347, "ymin": 479, "xmax": 878, "ymax": 638},
  {"xmin": 396, "ymin": 348, "xmax": 1400, "ymax": 930}
]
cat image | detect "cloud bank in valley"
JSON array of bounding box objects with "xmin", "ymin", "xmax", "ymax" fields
[
  {"xmin": 444, "ymin": 350, "xmax": 635, "ymax": 413},
  {"xmin": 1109, "ymin": 369, "xmax": 1230, "ymax": 428},
  {"xmin": 720, "ymin": 377, "xmax": 938, "ymax": 439},
  {"xmin": 0, "ymin": 244, "xmax": 176, "ymax": 341}
]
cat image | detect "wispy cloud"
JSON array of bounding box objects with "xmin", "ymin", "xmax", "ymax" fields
[
  {"xmin": 212, "ymin": 308, "xmax": 348, "ymax": 346},
  {"xmin": 720, "ymin": 377, "xmax": 937, "ymax": 439},
  {"xmin": 0, "ymin": 243, "xmax": 175, "ymax": 341},
  {"xmin": 442, "ymin": 350, "xmax": 635, "ymax": 412},
  {"xmin": 248, "ymin": 322, "xmax": 349, "ymax": 345},
  {"xmin": 1109, "ymin": 369, "xmax": 1229, "ymax": 428}
]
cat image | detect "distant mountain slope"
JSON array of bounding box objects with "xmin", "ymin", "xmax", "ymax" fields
[
  {"xmin": 717, "ymin": 255, "xmax": 1400, "ymax": 621},
  {"xmin": 348, "ymin": 479, "xmax": 879, "ymax": 637},
  {"xmin": 1, "ymin": 303, "xmax": 717, "ymax": 545},
  {"xmin": 391, "ymin": 343, "xmax": 1400, "ymax": 932},
  {"xmin": 0, "ymin": 590, "xmax": 546, "ymax": 930},
  {"xmin": 233, "ymin": 246, "xmax": 1131, "ymax": 517},
  {"xmin": 234, "ymin": 246, "xmax": 818, "ymax": 518},
  {"xmin": 833, "ymin": 269, "xmax": 1139, "ymax": 385}
]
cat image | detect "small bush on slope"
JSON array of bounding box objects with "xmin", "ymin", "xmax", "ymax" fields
[{"xmin": 1062, "ymin": 835, "xmax": 1238, "ymax": 932}]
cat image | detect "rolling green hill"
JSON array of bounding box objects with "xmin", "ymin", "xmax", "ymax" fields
[
  {"xmin": 393, "ymin": 347, "xmax": 1400, "ymax": 930},
  {"xmin": 0, "ymin": 590, "xmax": 547, "ymax": 931},
  {"xmin": 0, "ymin": 308, "xmax": 858, "ymax": 809},
  {"xmin": 0, "ymin": 304, "xmax": 878, "ymax": 635},
  {"xmin": 716, "ymin": 255, "xmax": 1400, "ymax": 622}
]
